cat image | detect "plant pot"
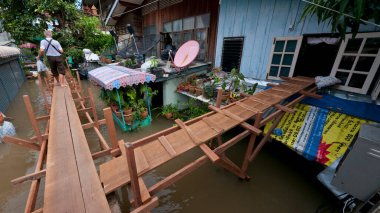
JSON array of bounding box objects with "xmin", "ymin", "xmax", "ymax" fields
[
  {"xmin": 165, "ymin": 112, "xmax": 173, "ymax": 119},
  {"xmin": 194, "ymin": 88, "xmax": 203, "ymax": 96},
  {"xmin": 124, "ymin": 108, "xmax": 133, "ymax": 115},
  {"xmin": 110, "ymin": 104, "xmax": 119, "ymax": 112},
  {"xmin": 124, "ymin": 114, "xmax": 133, "ymax": 125},
  {"xmin": 189, "ymin": 85, "xmax": 196, "ymax": 94},
  {"xmin": 142, "ymin": 109, "xmax": 148, "ymax": 118}
]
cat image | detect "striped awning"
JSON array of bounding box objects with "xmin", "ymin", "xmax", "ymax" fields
[
  {"xmin": 88, "ymin": 65, "xmax": 156, "ymax": 90},
  {"xmin": 0, "ymin": 46, "xmax": 21, "ymax": 59}
]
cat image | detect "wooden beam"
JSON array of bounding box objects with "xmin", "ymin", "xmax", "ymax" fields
[
  {"xmin": 149, "ymin": 156, "xmax": 208, "ymax": 195},
  {"xmin": 77, "ymin": 107, "xmax": 92, "ymax": 113},
  {"xmin": 215, "ymin": 89, "xmax": 223, "ymax": 108},
  {"xmin": 3, "ymin": 136, "xmax": 41, "ymax": 151},
  {"xmin": 299, "ymin": 90, "xmax": 323, "ymax": 99},
  {"xmin": 30, "ymin": 134, "xmax": 48, "ymax": 142},
  {"xmin": 92, "ymin": 149, "xmax": 112, "ymax": 159},
  {"xmin": 158, "ymin": 136, "xmax": 177, "ymax": 156},
  {"xmin": 130, "ymin": 197, "xmax": 159, "ymax": 213},
  {"xmin": 240, "ymin": 122, "xmax": 262, "ymax": 135},
  {"xmin": 23, "ymin": 95, "xmax": 43, "ymax": 144},
  {"xmin": 11, "ymin": 170, "xmax": 46, "ymax": 185},
  {"xmin": 174, "ymin": 119, "xmax": 202, "ymax": 144},
  {"xmin": 104, "ymin": 107, "xmax": 118, "ymax": 149},
  {"xmin": 199, "ymin": 144, "xmax": 220, "ymax": 163},
  {"xmin": 88, "ymin": 88, "xmax": 99, "ymax": 129},
  {"xmin": 35, "ymin": 115, "xmax": 50, "ymax": 121},
  {"xmin": 125, "ymin": 142, "xmax": 142, "ymax": 207},
  {"xmin": 275, "ymin": 104, "xmax": 295, "ymax": 114}
]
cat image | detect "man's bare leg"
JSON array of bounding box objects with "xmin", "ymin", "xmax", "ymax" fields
[{"xmin": 59, "ymin": 74, "xmax": 67, "ymax": 87}]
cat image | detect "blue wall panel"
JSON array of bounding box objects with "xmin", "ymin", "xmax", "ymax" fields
[
  {"xmin": 0, "ymin": 59, "xmax": 25, "ymax": 112},
  {"xmin": 215, "ymin": 0, "xmax": 380, "ymax": 79}
]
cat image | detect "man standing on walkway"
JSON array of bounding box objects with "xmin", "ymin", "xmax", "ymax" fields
[{"xmin": 36, "ymin": 30, "xmax": 67, "ymax": 87}]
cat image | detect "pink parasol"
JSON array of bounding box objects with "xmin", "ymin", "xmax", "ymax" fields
[{"xmin": 173, "ymin": 40, "xmax": 199, "ymax": 68}]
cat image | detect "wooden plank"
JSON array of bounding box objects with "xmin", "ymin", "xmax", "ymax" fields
[
  {"xmin": 208, "ymin": 105, "xmax": 244, "ymax": 122},
  {"xmin": 235, "ymin": 102, "xmax": 259, "ymax": 113},
  {"xmin": 158, "ymin": 136, "xmax": 177, "ymax": 156},
  {"xmin": 202, "ymin": 117, "xmax": 224, "ymax": 133},
  {"xmin": 125, "ymin": 143, "xmax": 142, "ymax": 207},
  {"xmin": 44, "ymin": 86, "xmax": 86, "ymax": 213},
  {"xmin": 134, "ymin": 147, "xmax": 150, "ymax": 173},
  {"xmin": 240, "ymin": 122, "xmax": 262, "ymax": 135},
  {"xmin": 174, "ymin": 119, "xmax": 202, "ymax": 144},
  {"xmin": 92, "ymin": 149, "xmax": 112, "ymax": 159},
  {"xmin": 3, "ymin": 136, "xmax": 41, "ymax": 151},
  {"xmin": 65, "ymin": 90, "xmax": 111, "ymax": 213},
  {"xmin": 35, "ymin": 115, "xmax": 50, "ymax": 121},
  {"xmin": 104, "ymin": 107, "xmax": 118, "ymax": 149},
  {"xmin": 11, "ymin": 170, "xmax": 46, "ymax": 185}
]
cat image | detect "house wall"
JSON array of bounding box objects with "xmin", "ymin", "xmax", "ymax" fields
[
  {"xmin": 142, "ymin": 0, "xmax": 219, "ymax": 62},
  {"xmin": 215, "ymin": 0, "xmax": 380, "ymax": 79},
  {"xmin": 0, "ymin": 58, "xmax": 25, "ymax": 112}
]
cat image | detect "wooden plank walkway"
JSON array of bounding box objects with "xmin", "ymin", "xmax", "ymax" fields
[
  {"xmin": 99, "ymin": 76, "xmax": 316, "ymax": 194},
  {"xmin": 44, "ymin": 86, "xmax": 111, "ymax": 213}
]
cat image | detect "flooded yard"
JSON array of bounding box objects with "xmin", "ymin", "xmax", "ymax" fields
[{"xmin": 0, "ymin": 78, "xmax": 333, "ymax": 212}]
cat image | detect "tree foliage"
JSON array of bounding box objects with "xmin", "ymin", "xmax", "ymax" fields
[
  {"xmin": 301, "ymin": 0, "xmax": 380, "ymax": 38},
  {"xmin": 0, "ymin": 0, "xmax": 113, "ymax": 55}
]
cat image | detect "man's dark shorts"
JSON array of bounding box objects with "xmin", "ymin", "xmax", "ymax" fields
[{"xmin": 47, "ymin": 56, "xmax": 65, "ymax": 77}]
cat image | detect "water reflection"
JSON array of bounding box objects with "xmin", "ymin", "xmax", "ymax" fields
[{"xmin": 0, "ymin": 79, "xmax": 331, "ymax": 213}]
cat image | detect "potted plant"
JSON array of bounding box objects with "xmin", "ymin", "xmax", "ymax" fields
[{"xmin": 161, "ymin": 104, "xmax": 178, "ymax": 119}]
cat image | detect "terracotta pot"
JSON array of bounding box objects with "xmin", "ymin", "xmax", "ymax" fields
[
  {"xmin": 165, "ymin": 112, "xmax": 173, "ymax": 119},
  {"xmin": 124, "ymin": 114, "xmax": 133, "ymax": 125},
  {"xmin": 110, "ymin": 104, "xmax": 119, "ymax": 112},
  {"xmin": 195, "ymin": 88, "xmax": 203, "ymax": 96},
  {"xmin": 124, "ymin": 108, "xmax": 133, "ymax": 115},
  {"xmin": 142, "ymin": 109, "xmax": 148, "ymax": 118}
]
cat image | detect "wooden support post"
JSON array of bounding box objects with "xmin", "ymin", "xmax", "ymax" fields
[
  {"xmin": 75, "ymin": 70, "xmax": 84, "ymax": 98},
  {"xmin": 91, "ymin": 149, "xmax": 112, "ymax": 159},
  {"xmin": 275, "ymin": 104, "xmax": 295, "ymax": 114},
  {"xmin": 250, "ymin": 112, "xmax": 286, "ymax": 162},
  {"xmin": 37, "ymin": 74, "xmax": 50, "ymax": 113},
  {"xmin": 11, "ymin": 170, "xmax": 46, "ymax": 185},
  {"xmin": 23, "ymin": 95, "xmax": 43, "ymax": 144},
  {"xmin": 240, "ymin": 112, "xmax": 263, "ymax": 178},
  {"xmin": 125, "ymin": 142, "xmax": 143, "ymax": 207},
  {"xmin": 215, "ymin": 89, "xmax": 223, "ymax": 108},
  {"xmin": 87, "ymin": 88, "xmax": 99, "ymax": 129},
  {"xmin": 25, "ymin": 122, "xmax": 49, "ymax": 213},
  {"xmin": 299, "ymin": 90, "xmax": 323, "ymax": 99},
  {"xmin": 104, "ymin": 107, "xmax": 118, "ymax": 149},
  {"xmin": 3, "ymin": 136, "xmax": 41, "ymax": 151}
]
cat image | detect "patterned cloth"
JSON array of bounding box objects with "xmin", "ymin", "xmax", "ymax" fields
[
  {"xmin": 88, "ymin": 66, "xmax": 156, "ymax": 90},
  {"xmin": 0, "ymin": 121, "xmax": 16, "ymax": 143}
]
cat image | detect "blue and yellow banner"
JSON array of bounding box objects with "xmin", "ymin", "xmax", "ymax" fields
[{"xmin": 264, "ymin": 103, "xmax": 369, "ymax": 166}]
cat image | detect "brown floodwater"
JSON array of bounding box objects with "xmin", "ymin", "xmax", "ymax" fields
[{"xmin": 0, "ymin": 79, "xmax": 333, "ymax": 213}]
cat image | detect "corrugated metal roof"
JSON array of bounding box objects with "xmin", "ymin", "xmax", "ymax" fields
[{"xmin": 0, "ymin": 46, "xmax": 20, "ymax": 59}]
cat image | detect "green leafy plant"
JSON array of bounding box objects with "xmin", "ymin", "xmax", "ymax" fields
[
  {"xmin": 229, "ymin": 68, "xmax": 245, "ymax": 92},
  {"xmin": 124, "ymin": 58, "xmax": 136, "ymax": 68},
  {"xmin": 160, "ymin": 104, "xmax": 178, "ymax": 119},
  {"xmin": 150, "ymin": 56, "xmax": 158, "ymax": 69},
  {"xmin": 300, "ymin": 0, "xmax": 380, "ymax": 38}
]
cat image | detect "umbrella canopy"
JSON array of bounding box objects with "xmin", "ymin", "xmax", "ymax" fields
[
  {"xmin": 88, "ymin": 65, "xmax": 156, "ymax": 90},
  {"xmin": 19, "ymin": 43, "xmax": 37, "ymax": 49}
]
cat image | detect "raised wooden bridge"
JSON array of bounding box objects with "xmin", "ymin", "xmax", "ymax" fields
[{"xmin": 3, "ymin": 71, "xmax": 319, "ymax": 212}]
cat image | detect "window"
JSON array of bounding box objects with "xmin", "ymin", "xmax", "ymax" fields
[
  {"xmin": 162, "ymin": 13, "xmax": 210, "ymax": 61},
  {"xmin": 331, "ymin": 32, "xmax": 380, "ymax": 94},
  {"xmin": 221, "ymin": 37, "xmax": 244, "ymax": 72},
  {"xmin": 267, "ymin": 36, "xmax": 302, "ymax": 80}
]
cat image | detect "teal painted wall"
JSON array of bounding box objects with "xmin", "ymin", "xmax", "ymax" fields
[{"xmin": 214, "ymin": 0, "xmax": 380, "ymax": 79}]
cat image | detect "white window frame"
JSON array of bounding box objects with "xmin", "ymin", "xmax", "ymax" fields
[
  {"xmin": 266, "ymin": 36, "xmax": 302, "ymax": 80},
  {"xmin": 330, "ymin": 32, "xmax": 380, "ymax": 94}
]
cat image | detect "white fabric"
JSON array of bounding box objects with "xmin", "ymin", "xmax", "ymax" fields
[
  {"xmin": 315, "ymin": 76, "xmax": 341, "ymax": 89},
  {"xmin": 40, "ymin": 38, "xmax": 62, "ymax": 56},
  {"xmin": 37, "ymin": 60, "xmax": 48, "ymax": 72},
  {"xmin": 307, "ymin": 37, "xmax": 340, "ymax": 45},
  {"xmin": 83, "ymin": 49, "xmax": 100, "ymax": 61},
  {"xmin": 0, "ymin": 121, "xmax": 16, "ymax": 143}
]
